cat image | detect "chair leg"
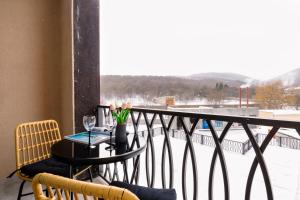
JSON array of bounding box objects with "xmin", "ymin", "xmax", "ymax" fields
[
  {"xmin": 88, "ymin": 167, "xmax": 93, "ymax": 182},
  {"xmin": 45, "ymin": 188, "xmax": 49, "ymax": 197},
  {"xmin": 17, "ymin": 180, "xmax": 26, "ymax": 200}
]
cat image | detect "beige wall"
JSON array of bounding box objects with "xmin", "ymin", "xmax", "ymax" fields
[
  {"xmin": 0, "ymin": 0, "xmax": 73, "ymax": 178},
  {"xmin": 61, "ymin": 0, "xmax": 74, "ymax": 134}
]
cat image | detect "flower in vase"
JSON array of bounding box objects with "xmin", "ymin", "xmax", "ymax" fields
[{"xmin": 110, "ymin": 102, "xmax": 131, "ymax": 125}]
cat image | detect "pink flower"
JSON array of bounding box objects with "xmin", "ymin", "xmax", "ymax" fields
[
  {"xmin": 109, "ymin": 104, "xmax": 116, "ymax": 111},
  {"xmin": 122, "ymin": 102, "xmax": 128, "ymax": 109},
  {"xmin": 127, "ymin": 102, "xmax": 132, "ymax": 109}
]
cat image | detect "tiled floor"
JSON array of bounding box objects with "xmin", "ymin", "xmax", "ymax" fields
[{"xmin": 0, "ymin": 175, "xmax": 106, "ymax": 200}]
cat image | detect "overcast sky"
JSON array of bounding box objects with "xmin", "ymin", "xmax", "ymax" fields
[{"xmin": 100, "ymin": 0, "xmax": 300, "ymax": 80}]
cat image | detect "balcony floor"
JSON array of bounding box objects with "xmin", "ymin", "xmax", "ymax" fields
[{"xmin": 0, "ymin": 175, "xmax": 106, "ymax": 200}]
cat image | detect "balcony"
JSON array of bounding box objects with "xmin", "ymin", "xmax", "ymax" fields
[
  {"xmin": 1, "ymin": 1, "xmax": 300, "ymax": 200},
  {"xmin": 97, "ymin": 105, "xmax": 300, "ymax": 200},
  {"xmin": 2, "ymin": 104, "xmax": 300, "ymax": 199}
]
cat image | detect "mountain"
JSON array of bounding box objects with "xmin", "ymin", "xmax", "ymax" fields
[
  {"xmin": 100, "ymin": 75, "xmax": 240, "ymax": 100},
  {"xmin": 100, "ymin": 69, "xmax": 300, "ymax": 103},
  {"xmin": 188, "ymin": 72, "xmax": 256, "ymax": 87},
  {"xmin": 189, "ymin": 72, "xmax": 250, "ymax": 81},
  {"xmin": 271, "ymin": 68, "xmax": 300, "ymax": 87}
]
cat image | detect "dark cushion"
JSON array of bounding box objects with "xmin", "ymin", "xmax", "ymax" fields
[
  {"xmin": 20, "ymin": 157, "xmax": 69, "ymax": 177},
  {"xmin": 110, "ymin": 181, "xmax": 176, "ymax": 200}
]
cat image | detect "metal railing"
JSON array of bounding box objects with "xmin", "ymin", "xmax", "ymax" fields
[
  {"xmin": 143, "ymin": 128, "xmax": 252, "ymax": 154},
  {"xmin": 96, "ymin": 105, "xmax": 300, "ymax": 200},
  {"xmin": 257, "ymin": 133, "xmax": 300, "ymax": 150},
  {"xmin": 133, "ymin": 127, "xmax": 300, "ymax": 155}
]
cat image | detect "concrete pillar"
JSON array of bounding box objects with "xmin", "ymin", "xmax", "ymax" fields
[{"xmin": 73, "ymin": 0, "xmax": 100, "ymax": 132}]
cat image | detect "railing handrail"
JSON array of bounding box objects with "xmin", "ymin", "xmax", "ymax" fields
[{"xmin": 97, "ymin": 105, "xmax": 300, "ymax": 129}]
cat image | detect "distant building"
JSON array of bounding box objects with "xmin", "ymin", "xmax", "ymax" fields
[
  {"xmin": 166, "ymin": 96, "xmax": 176, "ymax": 106},
  {"xmin": 153, "ymin": 96, "xmax": 175, "ymax": 106},
  {"xmin": 258, "ymin": 110, "xmax": 300, "ymax": 139},
  {"xmin": 259, "ymin": 110, "xmax": 300, "ymax": 121}
]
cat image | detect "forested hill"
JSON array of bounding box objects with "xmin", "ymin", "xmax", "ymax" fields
[{"xmin": 100, "ymin": 75, "xmax": 240, "ymax": 100}]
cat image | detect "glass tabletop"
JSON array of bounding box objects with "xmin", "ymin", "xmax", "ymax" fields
[{"xmin": 51, "ymin": 133, "xmax": 146, "ymax": 166}]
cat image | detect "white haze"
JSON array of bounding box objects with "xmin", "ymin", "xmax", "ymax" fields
[{"xmin": 100, "ymin": 0, "xmax": 300, "ymax": 80}]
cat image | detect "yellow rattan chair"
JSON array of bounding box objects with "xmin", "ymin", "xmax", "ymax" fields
[
  {"xmin": 12, "ymin": 119, "xmax": 92, "ymax": 200},
  {"xmin": 13, "ymin": 120, "xmax": 63, "ymax": 199},
  {"xmin": 15, "ymin": 120, "xmax": 61, "ymax": 181},
  {"xmin": 32, "ymin": 173, "xmax": 139, "ymax": 200}
]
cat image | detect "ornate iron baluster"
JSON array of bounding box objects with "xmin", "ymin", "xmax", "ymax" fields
[
  {"xmin": 207, "ymin": 121, "xmax": 232, "ymax": 200},
  {"xmin": 180, "ymin": 116, "xmax": 199, "ymax": 200},
  {"xmin": 159, "ymin": 114, "xmax": 175, "ymax": 189},
  {"xmin": 144, "ymin": 112, "xmax": 157, "ymax": 188},
  {"xmin": 123, "ymin": 160, "xmax": 129, "ymax": 183},
  {"xmin": 103, "ymin": 164, "xmax": 112, "ymax": 182},
  {"xmin": 245, "ymin": 127, "xmax": 279, "ymax": 200},
  {"xmin": 112, "ymin": 163, "xmax": 120, "ymax": 181},
  {"xmin": 129, "ymin": 111, "xmax": 142, "ymax": 184},
  {"xmin": 242, "ymin": 123, "xmax": 273, "ymax": 200},
  {"xmin": 130, "ymin": 155, "xmax": 141, "ymax": 184}
]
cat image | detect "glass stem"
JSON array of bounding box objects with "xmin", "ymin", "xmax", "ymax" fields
[{"xmin": 88, "ymin": 130, "xmax": 91, "ymax": 146}]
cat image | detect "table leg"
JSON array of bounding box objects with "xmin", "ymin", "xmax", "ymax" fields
[
  {"xmin": 69, "ymin": 165, "xmax": 73, "ymax": 178},
  {"xmin": 88, "ymin": 167, "xmax": 93, "ymax": 182},
  {"xmin": 69, "ymin": 165, "xmax": 73, "ymax": 200}
]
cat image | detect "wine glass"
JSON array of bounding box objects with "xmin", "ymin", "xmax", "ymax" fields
[
  {"xmin": 83, "ymin": 115, "xmax": 96, "ymax": 148},
  {"xmin": 105, "ymin": 114, "xmax": 111, "ymax": 130},
  {"xmin": 106, "ymin": 115, "xmax": 117, "ymax": 154}
]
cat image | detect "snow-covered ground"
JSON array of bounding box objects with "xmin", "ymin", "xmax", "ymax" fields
[
  {"xmin": 101, "ymin": 122, "xmax": 300, "ymax": 199},
  {"xmin": 154, "ymin": 136, "xmax": 300, "ymax": 199},
  {"xmin": 109, "ymin": 134, "xmax": 300, "ymax": 200}
]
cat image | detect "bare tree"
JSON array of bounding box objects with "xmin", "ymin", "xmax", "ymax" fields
[
  {"xmin": 207, "ymin": 82, "xmax": 226, "ymax": 105},
  {"xmin": 255, "ymin": 81, "xmax": 286, "ymax": 109}
]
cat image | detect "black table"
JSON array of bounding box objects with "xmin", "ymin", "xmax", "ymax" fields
[{"xmin": 51, "ymin": 134, "xmax": 146, "ymax": 179}]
